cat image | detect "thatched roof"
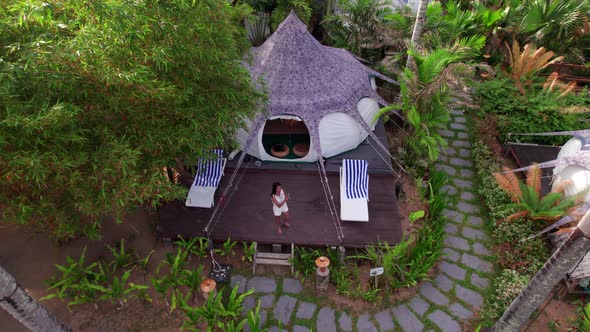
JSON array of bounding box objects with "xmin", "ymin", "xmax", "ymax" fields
[{"xmin": 243, "ymin": 11, "xmax": 398, "ymax": 159}]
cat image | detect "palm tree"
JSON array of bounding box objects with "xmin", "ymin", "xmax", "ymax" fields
[
  {"xmin": 0, "ymin": 265, "xmax": 71, "ymax": 332},
  {"xmin": 520, "ymin": 0, "xmax": 590, "ymax": 54},
  {"xmin": 407, "ymin": 0, "xmax": 428, "ymax": 68},
  {"xmin": 493, "ymin": 209, "xmax": 590, "ymax": 331}
]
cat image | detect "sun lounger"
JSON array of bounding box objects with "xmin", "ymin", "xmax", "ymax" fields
[
  {"xmin": 185, "ymin": 149, "xmax": 226, "ymax": 208},
  {"xmin": 340, "ymin": 159, "xmax": 369, "ymax": 222}
]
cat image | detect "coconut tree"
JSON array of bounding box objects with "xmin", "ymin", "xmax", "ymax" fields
[
  {"xmin": 0, "ymin": 265, "xmax": 71, "ymax": 331},
  {"xmin": 406, "ymin": 0, "xmax": 428, "ymax": 68}
]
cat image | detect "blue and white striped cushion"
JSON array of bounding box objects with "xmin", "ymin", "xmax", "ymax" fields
[
  {"xmin": 344, "ymin": 159, "xmax": 368, "ymax": 199},
  {"xmin": 194, "ymin": 149, "xmax": 224, "ymax": 187}
]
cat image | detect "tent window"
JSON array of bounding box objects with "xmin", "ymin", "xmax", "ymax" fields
[{"xmin": 262, "ymin": 118, "xmax": 310, "ymax": 159}]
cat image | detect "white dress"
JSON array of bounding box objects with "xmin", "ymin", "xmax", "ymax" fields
[{"xmin": 272, "ymin": 189, "xmax": 289, "ymax": 216}]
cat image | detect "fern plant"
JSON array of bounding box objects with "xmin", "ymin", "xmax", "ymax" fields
[{"xmin": 494, "ymin": 164, "xmax": 578, "ymax": 222}]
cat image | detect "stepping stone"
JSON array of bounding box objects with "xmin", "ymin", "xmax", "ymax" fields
[
  {"xmin": 444, "ymin": 236, "xmax": 470, "ymax": 251},
  {"xmin": 296, "ymin": 302, "xmax": 316, "ymax": 319},
  {"xmin": 463, "ymin": 227, "xmax": 488, "ymax": 241},
  {"xmin": 444, "ymin": 223, "xmax": 459, "ymax": 235},
  {"xmin": 460, "ymin": 191, "xmax": 475, "ymax": 201},
  {"xmin": 443, "ymin": 147, "xmax": 458, "ymax": 156},
  {"xmin": 453, "ymin": 178, "xmax": 474, "ymax": 189},
  {"xmin": 293, "ymin": 326, "xmax": 310, "ymax": 332},
  {"xmin": 472, "ymin": 242, "xmax": 490, "ymax": 256},
  {"xmin": 455, "ymin": 285, "xmax": 484, "ymax": 308},
  {"xmin": 450, "ymin": 123, "xmax": 467, "ymax": 131},
  {"xmin": 443, "ymin": 209, "xmax": 463, "ymax": 223},
  {"xmin": 449, "ymin": 302, "xmax": 473, "ymax": 320},
  {"xmin": 460, "ymin": 168, "xmax": 473, "ymax": 178},
  {"xmin": 408, "ymin": 296, "xmax": 430, "ymax": 316},
  {"xmin": 454, "ymin": 116, "xmax": 466, "ymax": 123},
  {"xmin": 435, "ymin": 164, "xmax": 457, "ymax": 176},
  {"xmin": 338, "ymin": 312, "xmax": 352, "ymax": 332},
  {"xmin": 357, "ymin": 313, "xmax": 378, "ymax": 332},
  {"xmin": 440, "ymin": 129, "xmax": 455, "ymax": 138},
  {"xmin": 268, "ymin": 327, "xmax": 287, "ymax": 332},
  {"xmin": 419, "ymin": 283, "xmax": 450, "ymax": 306},
  {"xmin": 443, "ymin": 248, "xmax": 461, "ymax": 262},
  {"xmin": 434, "ymin": 273, "xmax": 454, "ymax": 292},
  {"xmin": 457, "ymin": 202, "xmax": 478, "ymax": 214},
  {"xmin": 317, "ymin": 307, "xmax": 337, "ymax": 332},
  {"xmin": 246, "ymin": 277, "xmax": 276, "ymax": 293},
  {"xmin": 282, "ymin": 278, "xmax": 302, "ymax": 294},
  {"xmin": 442, "ymin": 185, "xmax": 458, "ymax": 195},
  {"xmin": 440, "ymin": 261, "xmax": 467, "ymax": 280},
  {"xmin": 452, "ymin": 140, "xmax": 471, "ymax": 148},
  {"xmin": 273, "ymin": 295, "xmax": 297, "ymax": 325},
  {"xmin": 471, "ymin": 273, "xmax": 490, "ymax": 289},
  {"xmin": 450, "ymin": 157, "xmax": 473, "ymax": 168},
  {"xmin": 231, "ymin": 274, "xmax": 247, "ymax": 293},
  {"xmin": 392, "ymin": 304, "xmax": 424, "ymax": 332},
  {"xmin": 241, "ymin": 295, "xmax": 256, "ymax": 315},
  {"xmin": 428, "ymin": 310, "xmax": 461, "ymax": 332},
  {"xmin": 374, "ymin": 310, "xmax": 395, "ymax": 331},
  {"xmin": 260, "ymin": 293, "xmax": 275, "ymax": 309},
  {"xmin": 461, "ymin": 253, "xmax": 493, "ymax": 273},
  {"xmin": 457, "ymin": 132, "xmax": 469, "ymax": 139},
  {"xmin": 451, "ymin": 109, "xmax": 464, "ymax": 115},
  {"xmin": 458, "ymin": 148, "xmax": 471, "ymax": 157}
]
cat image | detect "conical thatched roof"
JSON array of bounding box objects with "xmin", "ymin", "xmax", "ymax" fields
[{"xmin": 243, "ymin": 11, "xmax": 397, "ymax": 159}]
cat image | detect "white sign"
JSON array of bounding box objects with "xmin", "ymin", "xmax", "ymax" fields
[{"xmin": 370, "ymin": 267, "xmax": 384, "ymax": 277}]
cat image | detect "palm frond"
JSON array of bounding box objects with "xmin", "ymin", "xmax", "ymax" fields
[{"xmin": 526, "ymin": 164, "xmax": 541, "ymax": 195}]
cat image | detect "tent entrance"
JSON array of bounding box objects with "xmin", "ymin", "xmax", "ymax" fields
[{"xmin": 262, "ymin": 117, "xmax": 310, "ymax": 159}]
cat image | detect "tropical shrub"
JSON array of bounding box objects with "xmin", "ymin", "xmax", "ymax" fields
[
  {"xmin": 493, "ymin": 164, "xmax": 578, "ymax": 222},
  {"xmin": 505, "ymin": 41, "xmax": 564, "ymax": 95},
  {"xmin": 480, "ymin": 269, "xmax": 530, "ymax": 326},
  {"xmin": 180, "ymin": 285, "xmax": 255, "ymax": 331},
  {"xmin": 572, "ymin": 302, "xmax": 590, "ymax": 332},
  {"xmin": 292, "ymin": 246, "xmax": 323, "ymax": 279}
]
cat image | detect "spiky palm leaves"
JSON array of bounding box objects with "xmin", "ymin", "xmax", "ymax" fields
[
  {"xmin": 521, "ymin": 0, "xmax": 590, "ymax": 53},
  {"xmin": 494, "ymin": 164, "xmax": 577, "ymax": 222},
  {"xmin": 505, "ymin": 40, "xmax": 564, "ymax": 95}
]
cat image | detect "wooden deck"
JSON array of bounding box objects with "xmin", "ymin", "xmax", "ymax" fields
[{"xmin": 157, "ymin": 169, "xmax": 402, "ymax": 248}]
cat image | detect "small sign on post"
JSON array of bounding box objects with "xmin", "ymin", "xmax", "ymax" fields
[
  {"xmin": 370, "ymin": 267, "xmax": 384, "ymax": 289},
  {"xmin": 370, "ymin": 267, "xmax": 384, "ymax": 277}
]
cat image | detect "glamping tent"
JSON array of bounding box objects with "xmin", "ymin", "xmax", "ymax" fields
[{"xmin": 236, "ymin": 11, "xmax": 398, "ymax": 162}]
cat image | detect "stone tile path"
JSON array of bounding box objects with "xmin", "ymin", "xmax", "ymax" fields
[{"xmin": 232, "ymin": 110, "xmax": 492, "ymax": 331}]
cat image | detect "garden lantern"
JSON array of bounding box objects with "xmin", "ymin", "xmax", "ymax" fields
[
  {"xmin": 315, "ymin": 256, "xmax": 330, "ymax": 291},
  {"xmin": 200, "ymin": 278, "xmax": 216, "ymax": 300}
]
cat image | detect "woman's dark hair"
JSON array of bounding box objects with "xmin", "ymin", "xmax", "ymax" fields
[{"xmin": 271, "ymin": 182, "xmax": 281, "ymax": 196}]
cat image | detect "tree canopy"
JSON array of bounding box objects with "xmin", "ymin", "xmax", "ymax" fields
[{"xmin": 0, "ymin": 0, "xmax": 265, "ymax": 241}]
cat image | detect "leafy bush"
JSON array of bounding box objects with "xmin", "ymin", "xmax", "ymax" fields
[
  {"xmin": 493, "ymin": 218, "xmax": 549, "ymax": 276},
  {"xmin": 292, "ymin": 247, "xmax": 322, "ymax": 279},
  {"xmin": 480, "ymin": 269, "xmax": 530, "ymax": 326},
  {"xmin": 473, "ymin": 77, "xmax": 588, "ymax": 145}
]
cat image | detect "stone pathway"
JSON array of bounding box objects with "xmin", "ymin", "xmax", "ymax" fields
[{"xmin": 231, "ymin": 110, "xmax": 492, "ymax": 331}]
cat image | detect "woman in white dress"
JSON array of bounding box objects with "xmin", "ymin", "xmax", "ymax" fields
[{"xmin": 271, "ymin": 182, "xmax": 291, "ymax": 235}]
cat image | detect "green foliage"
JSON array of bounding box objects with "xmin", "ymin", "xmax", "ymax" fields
[
  {"xmin": 332, "ymin": 266, "xmax": 352, "ymax": 296},
  {"xmin": 242, "ymin": 242, "xmax": 256, "ymax": 262},
  {"xmin": 292, "ymin": 246, "xmax": 322, "ymax": 279},
  {"xmin": 573, "ymin": 302, "xmax": 590, "ymax": 332},
  {"xmin": 217, "ymin": 237, "xmax": 237, "ymax": 257},
  {"xmin": 0, "ymin": 0, "xmax": 265, "ymax": 241},
  {"xmin": 480, "ymin": 269, "xmax": 530, "ymax": 326},
  {"xmin": 42, "ymin": 246, "xmax": 150, "ymax": 308},
  {"xmin": 270, "ymin": 0, "xmax": 313, "ymax": 31},
  {"xmin": 323, "ymin": 0, "xmax": 393, "ymax": 56},
  {"xmin": 107, "ymin": 239, "xmax": 135, "ymax": 270},
  {"xmin": 493, "ymin": 218, "xmax": 549, "ymax": 276},
  {"xmin": 150, "ymin": 247, "xmax": 192, "ymax": 312},
  {"xmin": 180, "ymin": 286, "xmax": 255, "ymax": 331},
  {"xmin": 474, "ymin": 76, "xmax": 588, "ymax": 145},
  {"xmin": 409, "ymin": 210, "xmax": 425, "ymax": 223}
]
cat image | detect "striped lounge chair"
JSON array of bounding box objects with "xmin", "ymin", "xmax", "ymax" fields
[
  {"xmin": 185, "ymin": 149, "xmax": 226, "ymax": 208},
  {"xmin": 340, "ymin": 159, "xmax": 369, "ymax": 222}
]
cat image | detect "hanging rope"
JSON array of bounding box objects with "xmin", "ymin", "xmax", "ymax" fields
[
  {"xmin": 366, "ymin": 136, "xmax": 403, "ymax": 177},
  {"xmin": 316, "ymin": 159, "xmax": 344, "ymax": 243},
  {"xmin": 204, "ymin": 157, "xmax": 251, "ymax": 235}
]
